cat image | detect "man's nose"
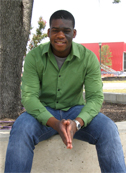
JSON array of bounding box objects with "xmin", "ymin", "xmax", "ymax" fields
[{"xmin": 57, "ymin": 31, "xmax": 65, "ymax": 38}]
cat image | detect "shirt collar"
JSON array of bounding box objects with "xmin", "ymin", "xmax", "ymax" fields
[
  {"xmin": 41, "ymin": 41, "xmax": 81, "ymax": 60},
  {"xmin": 41, "ymin": 42, "xmax": 50, "ymax": 56},
  {"xmin": 69, "ymin": 41, "xmax": 80, "ymax": 59}
]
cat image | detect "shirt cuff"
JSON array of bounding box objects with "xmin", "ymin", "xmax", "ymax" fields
[
  {"xmin": 37, "ymin": 110, "xmax": 54, "ymax": 126},
  {"xmin": 77, "ymin": 112, "xmax": 93, "ymax": 127}
]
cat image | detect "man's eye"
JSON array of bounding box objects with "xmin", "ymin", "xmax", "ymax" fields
[
  {"xmin": 64, "ymin": 30, "xmax": 70, "ymax": 33},
  {"xmin": 52, "ymin": 30, "xmax": 58, "ymax": 33},
  {"xmin": 52, "ymin": 29, "xmax": 71, "ymax": 34}
]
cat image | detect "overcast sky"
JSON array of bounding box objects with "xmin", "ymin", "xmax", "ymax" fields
[{"xmin": 31, "ymin": 0, "xmax": 126, "ymax": 44}]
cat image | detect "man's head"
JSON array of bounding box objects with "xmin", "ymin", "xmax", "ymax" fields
[
  {"xmin": 49, "ymin": 10, "xmax": 75, "ymax": 28},
  {"xmin": 48, "ymin": 10, "xmax": 76, "ymax": 57}
]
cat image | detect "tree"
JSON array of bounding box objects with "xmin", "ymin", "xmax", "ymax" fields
[
  {"xmin": 28, "ymin": 17, "xmax": 47, "ymax": 52},
  {"xmin": 100, "ymin": 45, "xmax": 112, "ymax": 68},
  {"xmin": 0, "ymin": 0, "xmax": 34, "ymax": 118},
  {"xmin": 113, "ymin": 0, "xmax": 121, "ymax": 3}
]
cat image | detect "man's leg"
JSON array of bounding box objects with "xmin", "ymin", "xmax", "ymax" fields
[
  {"xmin": 73, "ymin": 112, "xmax": 126, "ymax": 173},
  {"xmin": 5, "ymin": 105, "xmax": 126, "ymax": 172},
  {"xmin": 4, "ymin": 108, "xmax": 60, "ymax": 173}
]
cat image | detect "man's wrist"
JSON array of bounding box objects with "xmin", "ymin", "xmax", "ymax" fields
[
  {"xmin": 75, "ymin": 117, "xmax": 84, "ymax": 127},
  {"xmin": 73, "ymin": 119, "xmax": 81, "ymax": 131},
  {"xmin": 46, "ymin": 117, "xmax": 59, "ymax": 130}
]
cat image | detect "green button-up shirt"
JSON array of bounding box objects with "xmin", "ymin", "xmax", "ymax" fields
[{"xmin": 21, "ymin": 42, "xmax": 104, "ymax": 127}]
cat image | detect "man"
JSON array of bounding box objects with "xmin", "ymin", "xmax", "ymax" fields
[{"xmin": 5, "ymin": 10, "xmax": 126, "ymax": 173}]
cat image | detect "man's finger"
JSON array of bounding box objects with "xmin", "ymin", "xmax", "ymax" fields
[
  {"xmin": 67, "ymin": 144, "xmax": 72, "ymax": 149},
  {"xmin": 67, "ymin": 123, "xmax": 73, "ymax": 143}
]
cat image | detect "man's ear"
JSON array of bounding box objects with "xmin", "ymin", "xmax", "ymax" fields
[
  {"xmin": 47, "ymin": 29, "xmax": 50, "ymax": 37},
  {"xmin": 73, "ymin": 29, "xmax": 77, "ymax": 38}
]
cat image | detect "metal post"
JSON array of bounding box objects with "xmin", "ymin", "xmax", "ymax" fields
[{"xmin": 99, "ymin": 42, "xmax": 102, "ymax": 70}]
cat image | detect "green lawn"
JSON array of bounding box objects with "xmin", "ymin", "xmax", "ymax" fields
[
  {"xmin": 102, "ymin": 81, "xmax": 126, "ymax": 83},
  {"xmin": 103, "ymin": 89, "xmax": 126, "ymax": 93}
]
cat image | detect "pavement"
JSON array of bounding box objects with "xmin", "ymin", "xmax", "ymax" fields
[
  {"xmin": 103, "ymin": 82, "xmax": 126, "ymax": 90},
  {"xmin": 102, "ymin": 82, "xmax": 126, "ymax": 104}
]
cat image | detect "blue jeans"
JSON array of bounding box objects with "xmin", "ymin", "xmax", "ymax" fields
[{"xmin": 4, "ymin": 106, "xmax": 126, "ymax": 173}]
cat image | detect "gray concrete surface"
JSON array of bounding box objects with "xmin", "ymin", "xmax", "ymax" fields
[
  {"xmin": 103, "ymin": 92, "xmax": 126, "ymax": 104},
  {"xmin": 0, "ymin": 122, "xmax": 126, "ymax": 173},
  {"xmin": 83, "ymin": 92, "xmax": 126, "ymax": 104},
  {"xmin": 102, "ymin": 80, "xmax": 126, "ymax": 104}
]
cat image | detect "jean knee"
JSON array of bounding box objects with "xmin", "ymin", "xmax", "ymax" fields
[
  {"xmin": 10, "ymin": 112, "xmax": 39, "ymax": 140},
  {"xmin": 99, "ymin": 117, "xmax": 119, "ymax": 143}
]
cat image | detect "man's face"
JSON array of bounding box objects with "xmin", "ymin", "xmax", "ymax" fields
[{"xmin": 48, "ymin": 19, "xmax": 76, "ymax": 57}]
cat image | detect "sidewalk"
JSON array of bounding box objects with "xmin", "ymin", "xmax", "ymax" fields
[
  {"xmin": 102, "ymin": 82, "xmax": 126, "ymax": 104},
  {"xmin": 103, "ymin": 82, "xmax": 126, "ymax": 90}
]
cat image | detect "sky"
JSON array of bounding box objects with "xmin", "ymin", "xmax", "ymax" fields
[{"xmin": 31, "ymin": 0, "xmax": 126, "ymax": 44}]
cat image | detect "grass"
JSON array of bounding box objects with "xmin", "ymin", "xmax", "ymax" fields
[
  {"xmin": 83, "ymin": 89, "xmax": 126, "ymax": 93},
  {"xmin": 103, "ymin": 81, "xmax": 126, "ymax": 83},
  {"xmin": 103, "ymin": 89, "xmax": 126, "ymax": 93}
]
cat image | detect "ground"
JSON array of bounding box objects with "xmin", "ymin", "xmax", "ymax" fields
[
  {"xmin": 0, "ymin": 102, "xmax": 126, "ymax": 129},
  {"xmin": 100, "ymin": 102, "xmax": 126, "ymax": 122}
]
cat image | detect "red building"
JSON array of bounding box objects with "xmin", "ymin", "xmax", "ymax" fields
[{"xmin": 81, "ymin": 42, "xmax": 126, "ymax": 72}]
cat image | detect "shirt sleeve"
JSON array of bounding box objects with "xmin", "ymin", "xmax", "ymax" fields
[
  {"xmin": 77, "ymin": 50, "xmax": 104, "ymax": 127},
  {"xmin": 21, "ymin": 50, "xmax": 53, "ymax": 126}
]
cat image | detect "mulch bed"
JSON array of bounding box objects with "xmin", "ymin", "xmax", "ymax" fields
[
  {"xmin": 101, "ymin": 77, "xmax": 126, "ymax": 122},
  {"xmin": 100, "ymin": 102, "xmax": 126, "ymax": 122}
]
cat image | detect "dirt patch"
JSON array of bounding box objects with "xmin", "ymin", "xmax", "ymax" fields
[{"xmin": 100, "ymin": 102, "xmax": 126, "ymax": 122}]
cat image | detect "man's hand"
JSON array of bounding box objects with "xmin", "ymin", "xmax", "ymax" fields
[
  {"xmin": 46, "ymin": 117, "xmax": 84, "ymax": 149},
  {"xmin": 46, "ymin": 117, "xmax": 71, "ymax": 147},
  {"xmin": 66, "ymin": 117, "xmax": 84, "ymax": 149},
  {"xmin": 65, "ymin": 119, "xmax": 77, "ymax": 149},
  {"xmin": 54, "ymin": 119, "xmax": 71, "ymax": 147}
]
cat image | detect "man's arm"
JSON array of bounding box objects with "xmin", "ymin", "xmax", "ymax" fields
[
  {"xmin": 21, "ymin": 49, "xmax": 54, "ymax": 126},
  {"xmin": 76, "ymin": 50, "xmax": 104, "ymax": 127}
]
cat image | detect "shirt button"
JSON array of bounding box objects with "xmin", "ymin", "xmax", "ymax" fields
[{"xmin": 59, "ymin": 75, "xmax": 61, "ymax": 77}]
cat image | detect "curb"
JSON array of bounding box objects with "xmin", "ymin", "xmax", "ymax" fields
[{"xmin": 83, "ymin": 92, "xmax": 126, "ymax": 104}]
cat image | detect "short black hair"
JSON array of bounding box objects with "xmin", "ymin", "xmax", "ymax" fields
[{"xmin": 49, "ymin": 10, "xmax": 75, "ymax": 28}]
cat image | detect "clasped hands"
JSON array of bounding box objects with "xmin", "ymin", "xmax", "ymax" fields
[
  {"xmin": 55, "ymin": 119, "xmax": 77, "ymax": 149},
  {"xmin": 46, "ymin": 117, "xmax": 77, "ymax": 149}
]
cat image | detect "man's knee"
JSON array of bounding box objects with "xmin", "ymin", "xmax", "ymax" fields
[
  {"xmin": 97, "ymin": 114, "xmax": 119, "ymax": 143},
  {"xmin": 10, "ymin": 112, "xmax": 40, "ymax": 140}
]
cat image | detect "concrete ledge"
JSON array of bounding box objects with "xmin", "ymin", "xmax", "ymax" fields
[
  {"xmin": 32, "ymin": 136, "xmax": 100, "ymax": 173},
  {"xmin": 104, "ymin": 92, "xmax": 126, "ymax": 104},
  {"xmin": 0, "ymin": 122, "xmax": 126, "ymax": 173},
  {"xmin": 83, "ymin": 92, "xmax": 126, "ymax": 104}
]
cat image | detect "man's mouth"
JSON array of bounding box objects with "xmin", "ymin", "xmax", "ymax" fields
[{"xmin": 55, "ymin": 41, "xmax": 66, "ymax": 45}]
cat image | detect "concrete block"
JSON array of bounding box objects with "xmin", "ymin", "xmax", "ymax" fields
[
  {"xmin": 32, "ymin": 136, "xmax": 100, "ymax": 173},
  {"xmin": 0, "ymin": 141, "xmax": 8, "ymax": 172},
  {"xmin": 83, "ymin": 92, "xmax": 126, "ymax": 104},
  {"xmin": 117, "ymin": 93, "xmax": 126, "ymax": 104},
  {"xmin": 0, "ymin": 122, "xmax": 126, "ymax": 173},
  {"xmin": 103, "ymin": 93, "xmax": 117, "ymax": 103}
]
